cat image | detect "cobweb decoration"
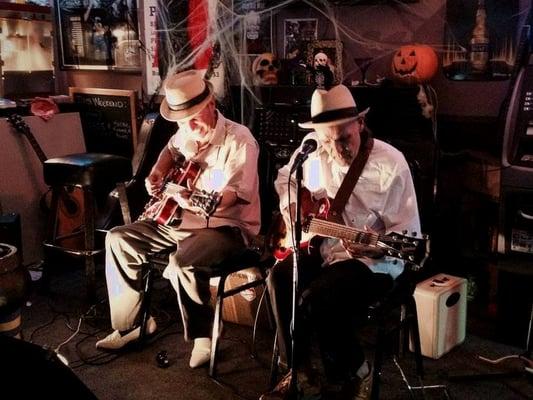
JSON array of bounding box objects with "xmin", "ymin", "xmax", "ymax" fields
[
  {"xmin": 153, "ymin": 0, "xmax": 448, "ymax": 94},
  {"xmin": 151, "ymin": 0, "xmax": 529, "ymax": 122}
]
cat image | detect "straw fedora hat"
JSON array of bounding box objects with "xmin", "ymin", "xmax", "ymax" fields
[
  {"xmin": 299, "ymin": 84, "xmax": 369, "ymax": 129},
  {"xmin": 160, "ymin": 70, "xmax": 214, "ymax": 122}
]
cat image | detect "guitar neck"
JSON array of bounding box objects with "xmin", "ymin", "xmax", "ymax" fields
[
  {"xmin": 307, "ymin": 218, "xmax": 379, "ymax": 245},
  {"xmin": 8, "ymin": 115, "xmax": 48, "ymax": 163},
  {"xmin": 24, "ymin": 131, "xmax": 48, "ymax": 163}
]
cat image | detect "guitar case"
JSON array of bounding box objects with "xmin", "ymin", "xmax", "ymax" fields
[{"xmin": 96, "ymin": 112, "xmax": 177, "ymax": 229}]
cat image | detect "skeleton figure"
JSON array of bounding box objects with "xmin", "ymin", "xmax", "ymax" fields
[
  {"xmin": 252, "ymin": 53, "xmax": 279, "ymax": 85},
  {"xmin": 311, "ymin": 51, "xmax": 335, "ymax": 89}
]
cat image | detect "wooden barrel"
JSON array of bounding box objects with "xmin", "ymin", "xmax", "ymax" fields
[{"xmin": 0, "ymin": 243, "xmax": 30, "ymax": 337}]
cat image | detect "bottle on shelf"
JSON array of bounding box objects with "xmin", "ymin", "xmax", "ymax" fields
[{"xmin": 469, "ymin": 0, "xmax": 490, "ymax": 74}]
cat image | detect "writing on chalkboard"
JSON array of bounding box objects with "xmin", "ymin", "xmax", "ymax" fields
[{"xmin": 69, "ymin": 87, "xmax": 138, "ymax": 159}]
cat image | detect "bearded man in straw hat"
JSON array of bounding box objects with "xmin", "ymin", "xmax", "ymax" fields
[
  {"xmin": 97, "ymin": 70, "xmax": 260, "ymax": 369},
  {"xmin": 261, "ymin": 84, "xmax": 421, "ymax": 400}
]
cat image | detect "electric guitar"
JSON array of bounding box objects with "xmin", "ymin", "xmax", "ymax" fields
[
  {"xmin": 138, "ymin": 160, "xmax": 221, "ymax": 225},
  {"xmin": 271, "ymin": 188, "xmax": 429, "ymax": 268},
  {"xmin": 6, "ymin": 114, "xmax": 83, "ymax": 232}
]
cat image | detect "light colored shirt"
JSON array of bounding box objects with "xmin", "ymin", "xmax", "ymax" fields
[
  {"xmin": 167, "ymin": 111, "xmax": 261, "ymax": 244},
  {"xmin": 274, "ymin": 131, "xmax": 421, "ymax": 279}
]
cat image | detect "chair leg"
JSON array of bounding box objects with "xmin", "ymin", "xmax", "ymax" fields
[
  {"xmin": 270, "ymin": 329, "xmax": 280, "ymax": 389},
  {"xmin": 42, "ymin": 188, "xmax": 61, "ymax": 292},
  {"xmin": 251, "ymin": 286, "xmax": 266, "ymax": 358},
  {"xmin": 371, "ymin": 325, "xmax": 386, "ymax": 400},
  {"xmin": 138, "ymin": 263, "xmax": 154, "ymax": 346},
  {"xmin": 82, "ymin": 188, "xmax": 96, "ymax": 303},
  {"xmin": 209, "ymin": 274, "xmax": 227, "ymax": 377},
  {"xmin": 407, "ymin": 297, "xmax": 424, "ymax": 379}
]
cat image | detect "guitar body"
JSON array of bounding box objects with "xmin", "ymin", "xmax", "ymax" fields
[
  {"xmin": 139, "ymin": 160, "xmax": 202, "ymax": 225},
  {"xmin": 55, "ymin": 187, "xmax": 84, "ymax": 241},
  {"xmin": 271, "ymin": 188, "xmax": 331, "ymax": 261}
]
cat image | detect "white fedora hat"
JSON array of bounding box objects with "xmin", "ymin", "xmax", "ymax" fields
[
  {"xmin": 299, "ymin": 84, "xmax": 369, "ymax": 129},
  {"xmin": 160, "ymin": 70, "xmax": 214, "ymax": 122}
]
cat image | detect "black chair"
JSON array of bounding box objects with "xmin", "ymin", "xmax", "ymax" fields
[
  {"xmin": 138, "ymin": 243, "xmax": 275, "ymax": 377},
  {"xmin": 43, "ymin": 153, "xmax": 132, "ymax": 301}
]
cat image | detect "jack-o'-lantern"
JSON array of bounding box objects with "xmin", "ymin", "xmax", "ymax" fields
[
  {"xmin": 252, "ymin": 53, "xmax": 279, "ymax": 85},
  {"xmin": 392, "ymin": 44, "xmax": 438, "ymax": 85}
]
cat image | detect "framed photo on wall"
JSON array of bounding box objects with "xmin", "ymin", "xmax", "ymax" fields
[
  {"xmin": 234, "ymin": 0, "xmax": 272, "ymax": 55},
  {"xmin": 443, "ymin": 0, "xmax": 519, "ymax": 81},
  {"xmin": 307, "ymin": 40, "xmax": 343, "ymax": 84},
  {"xmin": 284, "ymin": 18, "xmax": 318, "ymax": 60},
  {"xmin": 55, "ymin": 0, "xmax": 141, "ymax": 70}
]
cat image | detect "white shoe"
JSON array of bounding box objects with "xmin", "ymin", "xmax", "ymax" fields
[
  {"xmin": 96, "ymin": 317, "xmax": 157, "ymax": 351},
  {"xmin": 189, "ymin": 337, "xmax": 211, "ymax": 368}
]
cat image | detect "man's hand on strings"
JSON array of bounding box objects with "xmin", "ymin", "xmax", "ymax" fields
[
  {"xmin": 145, "ymin": 169, "xmax": 165, "ymax": 196},
  {"xmin": 341, "ymin": 226, "xmax": 385, "ymax": 259},
  {"xmin": 172, "ymin": 179, "xmax": 204, "ymax": 215}
]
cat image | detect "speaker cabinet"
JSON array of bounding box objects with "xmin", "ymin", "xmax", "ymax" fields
[
  {"xmin": 259, "ymin": 142, "xmax": 296, "ymax": 233},
  {"xmin": 413, "ymin": 274, "xmax": 467, "ymax": 359}
]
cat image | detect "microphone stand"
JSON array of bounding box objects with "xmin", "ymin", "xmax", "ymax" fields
[{"xmin": 288, "ymin": 163, "xmax": 303, "ymax": 400}]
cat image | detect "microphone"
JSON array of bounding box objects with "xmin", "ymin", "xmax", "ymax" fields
[{"xmin": 290, "ymin": 139, "xmax": 318, "ymax": 173}]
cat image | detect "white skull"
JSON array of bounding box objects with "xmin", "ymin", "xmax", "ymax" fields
[
  {"xmin": 252, "ymin": 53, "xmax": 279, "ymax": 85},
  {"xmin": 314, "ymin": 52, "xmax": 329, "ymax": 68}
]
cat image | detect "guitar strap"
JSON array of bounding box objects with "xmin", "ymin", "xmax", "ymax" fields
[{"xmin": 327, "ymin": 130, "xmax": 374, "ymax": 224}]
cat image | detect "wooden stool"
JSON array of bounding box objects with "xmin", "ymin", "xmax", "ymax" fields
[{"xmin": 43, "ymin": 153, "xmax": 131, "ymax": 301}]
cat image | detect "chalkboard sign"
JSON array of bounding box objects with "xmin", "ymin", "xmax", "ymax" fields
[{"xmin": 69, "ymin": 87, "xmax": 138, "ymax": 158}]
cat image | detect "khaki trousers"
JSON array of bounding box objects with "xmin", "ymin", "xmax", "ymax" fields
[{"xmin": 104, "ymin": 221, "xmax": 244, "ymax": 340}]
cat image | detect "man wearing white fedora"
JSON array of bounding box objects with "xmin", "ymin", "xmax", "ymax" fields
[
  {"xmin": 96, "ymin": 69, "xmax": 261, "ymax": 370},
  {"xmin": 261, "ymin": 84, "xmax": 420, "ymax": 399}
]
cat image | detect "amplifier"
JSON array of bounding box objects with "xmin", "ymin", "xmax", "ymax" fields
[{"xmin": 412, "ymin": 273, "xmax": 467, "ymax": 359}]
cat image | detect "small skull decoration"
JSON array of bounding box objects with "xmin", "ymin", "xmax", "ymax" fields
[
  {"xmin": 252, "ymin": 53, "xmax": 279, "ymax": 85},
  {"xmin": 312, "ymin": 51, "xmax": 335, "ymax": 89},
  {"xmin": 314, "ymin": 52, "xmax": 329, "ymax": 69}
]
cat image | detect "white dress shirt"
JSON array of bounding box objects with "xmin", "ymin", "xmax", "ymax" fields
[{"xmin": 167, "ymin": 111, "xmax": 261, "ymax": 244}]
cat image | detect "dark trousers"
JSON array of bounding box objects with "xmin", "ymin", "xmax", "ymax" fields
[{"xmin": 267, "ymin": 252, "xmax": 393, "ymax": 383}]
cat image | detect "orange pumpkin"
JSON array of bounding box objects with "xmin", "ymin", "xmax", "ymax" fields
[{"xmin": 391, "ymin": 44, "xmax": 438, "ymax": 85}]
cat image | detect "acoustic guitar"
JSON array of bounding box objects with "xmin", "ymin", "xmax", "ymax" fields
[
  {"xmin": 270, "ymin": 188, "xmax": 429, "ymax": 268},
  {"xmin": 7, "ymin": 114, "xmax": 83, "ymax": 236}
]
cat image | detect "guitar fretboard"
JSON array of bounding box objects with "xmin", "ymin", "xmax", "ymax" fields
[
  {"xmin": 306, "ymin": 218, "xmax": 379, "ymax": 245},
  {"xmin": 8, "ymin": 115, "xmax": 47, "ymax": 163}
]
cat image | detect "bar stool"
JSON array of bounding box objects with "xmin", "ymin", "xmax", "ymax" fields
[{"xmin": 43, "ymin": 153, "xmax": 132, "ymax": 302}]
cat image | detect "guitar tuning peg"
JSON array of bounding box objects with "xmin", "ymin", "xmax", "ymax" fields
[
  {"xmin": 411, "ymin": 231, "xmax": 417, "ymax": 237},
  {"xmin": 402, "ymin": 230, "xmax": 408, "ymax": 235},
  {"xmin": 408, "ymin": 255, "xmax": 414, "ymax": 261}
]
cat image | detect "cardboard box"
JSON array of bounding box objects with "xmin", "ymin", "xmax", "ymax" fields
[
  {"xmin": 412, "ymin": 274, "xmax": 467, "ymax": 359},
  {"xmin": 210, "ymin": 267, "xmax": 272, "ymax": 328}
]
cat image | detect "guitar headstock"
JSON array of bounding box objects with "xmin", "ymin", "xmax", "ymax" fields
[
  {"xmin": 379, "ymin": 231, "xmax": 430, "ymax": 268},
  {"xmin": 190, "ymin": 189, "xmax": 221, "ymax": 217},
  {"xmin": 7, "ymin": 114, "xmax": 29, "ymax": 135}
]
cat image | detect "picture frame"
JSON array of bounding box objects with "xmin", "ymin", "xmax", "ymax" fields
[
  {"xmin": 307, "ymin": 40, "xmax": 343, "ymax": 84},
  {"xmin": 69, "ymin": 87, "xmax": 138, "ymax": 157},
  {"xmin": 284, "ymin": 18, "xmax": 318, "ymax": 60},
  {"xmin": 55, "ymin": 0, "xmax": 141, "ymax": 70}
]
